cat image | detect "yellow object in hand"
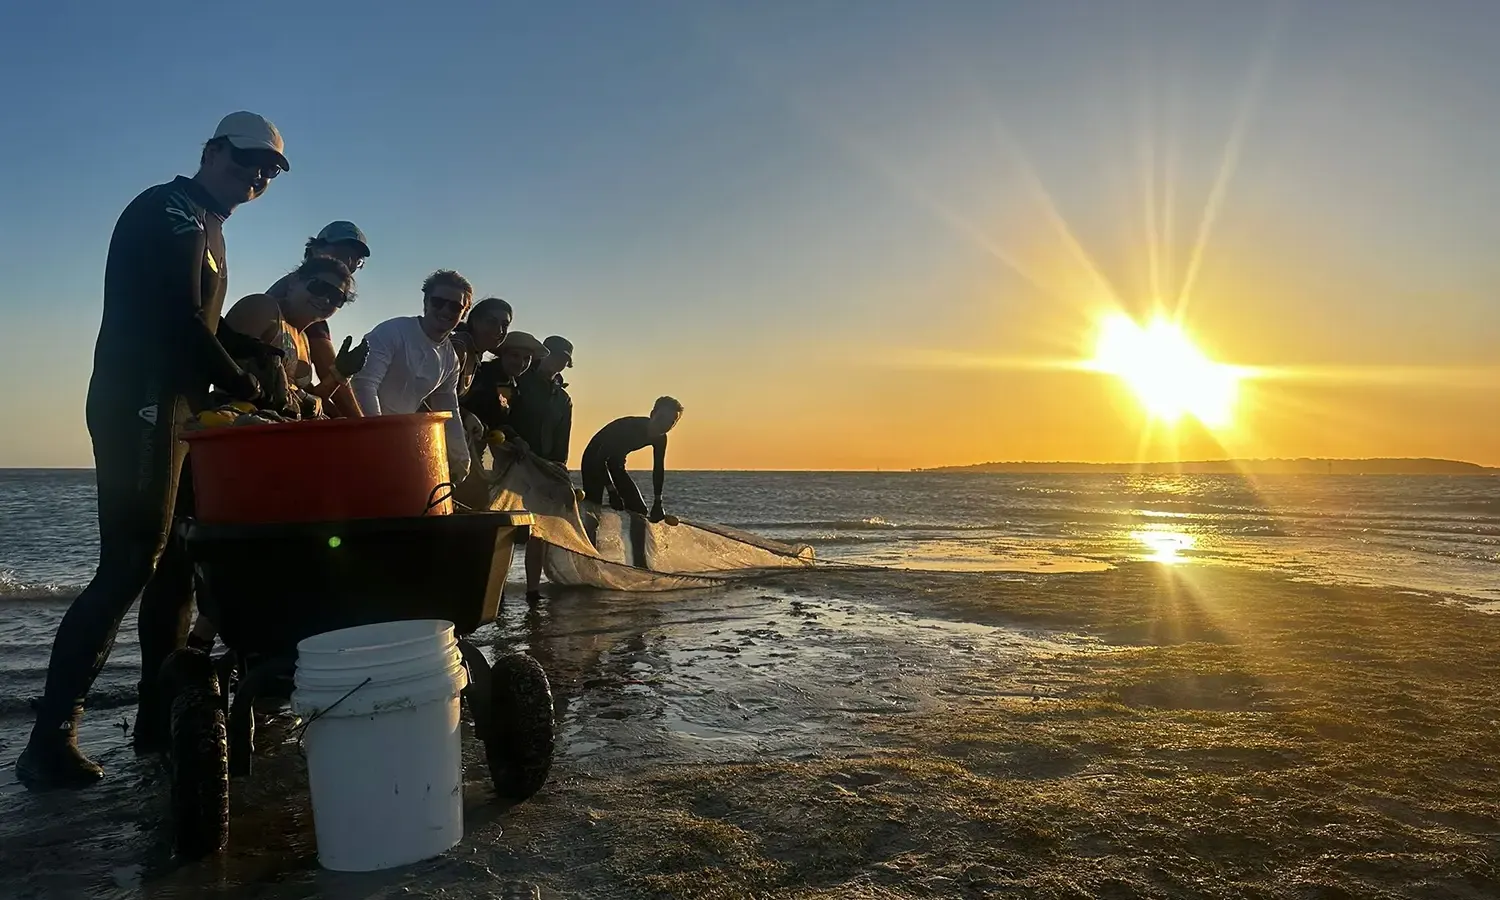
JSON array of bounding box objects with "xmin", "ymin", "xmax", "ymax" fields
[
  {"xmin": 573, "ymin": 488, "xmax": 587, "ymax": 503},
  {"xmin": 196, "ymin": 410, "xmax": 237, "ymax": 428},
  {"xmin": 228, "ymin": 401, "xmax": 257, "ymax": 414}
]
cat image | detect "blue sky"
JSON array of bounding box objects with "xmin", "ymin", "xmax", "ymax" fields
[{"xmin": 2, "ymin": 1, "xmax": 1497, "ymax": 468}]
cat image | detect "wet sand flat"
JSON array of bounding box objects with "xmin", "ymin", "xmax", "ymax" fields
[{"xmin": 2, "ymin": 563, "xmax": 1499, "ymax": 898}]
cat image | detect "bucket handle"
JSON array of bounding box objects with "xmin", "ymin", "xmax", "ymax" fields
[
  {"xmin": 425, "ymin": 481, "xmax": 473, "ymax": 515},
  {"xmin": 425, "ymin": 482, "xmax": 453, "ymax": 514},
  {"xmin": 293, "ymin": 676, "xmax": 371, "ymax": 744}
]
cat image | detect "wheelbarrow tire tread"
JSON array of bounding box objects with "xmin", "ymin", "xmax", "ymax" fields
[
  {"xmin": 167, "ymin": 649, "xmax": 229, "ymax": 858},
  {"xmin": 485, "ymin": 652, "xmax": 555, "ymax": 801}
]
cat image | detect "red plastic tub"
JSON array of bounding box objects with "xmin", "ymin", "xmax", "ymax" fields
[{"xmin": 182, "ymin": 413, "xmax": 455, "ymax": 524}]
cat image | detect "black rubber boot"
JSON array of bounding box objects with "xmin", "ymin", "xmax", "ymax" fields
[
  {"xmin": 14, "ymin": 714, "xmax": 104, "ymax": 790},
  {"xmin": 131, "ymin": 680, "xmax": 169, "ymax": 756},
  {"xmin": 525, "ymin": 590, "xmax": 544, "ymax": 606}
]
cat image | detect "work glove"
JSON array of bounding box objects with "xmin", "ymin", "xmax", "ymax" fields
[
  {"xmin": 333, "ymin": 336, "xmax": 370, "ymax": 381},
  {"xmin": 261, "ymin": 361, "xmax": 291, "ymax": 413},
  {"xmin": 223, "ymin": 368, "xmax": 262, "ymax": 404},
  {"xmin": 297, "ymin": 390, "xmax": 323, "ymax": 420}
]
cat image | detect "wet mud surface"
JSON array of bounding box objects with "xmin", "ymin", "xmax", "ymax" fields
[{"xmin": 0, "ymin": 573, "xmax": 1080, "ymax": 899}]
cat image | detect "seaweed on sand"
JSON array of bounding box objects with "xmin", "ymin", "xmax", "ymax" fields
[{"xmin": 509, "ymin": 564, "xmax": 1500, "ymax": 899}]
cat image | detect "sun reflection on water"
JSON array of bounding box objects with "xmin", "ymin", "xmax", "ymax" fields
[{"xmin": 1131, "ymin": 528, "xmax": 1197, "ymax": 564}]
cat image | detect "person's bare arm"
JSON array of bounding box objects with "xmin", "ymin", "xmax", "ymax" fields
[
  {"xmin": 310, "ymin": 333, "xmax": 339, "ymax": 384},
  {"xmin": 430, "ymin": 361, "xmax": 470, "ymax": 482},
  {"xmin": 223, "ymin": 293, "xmax": 284, "ymax": 346},
  {"xmin": 307, "ymin": 332, "xmax": 365, "ymax": 415}
]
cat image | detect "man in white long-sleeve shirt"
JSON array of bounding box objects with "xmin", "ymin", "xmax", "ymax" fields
[{"xmin": 351, "ymin": 269, "xmax": 474, "ymax": 480}]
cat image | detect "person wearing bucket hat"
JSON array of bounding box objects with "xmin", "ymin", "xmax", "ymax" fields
[
  {"xmin": 266, "ymin": 221, "xmax": 372, "ymax": 417},
  {"xmin": 460, "ymin": 330, "xmax": 548, "ymax": 449},
  {"xmin": 509, "ymin": 335, "xmax": 576, "ymax": 603},
  {"xmin": 16, "ymin": 112, "xmax": 290, "ymax": 790},
  {"xmin": 511, "ymin": 335, "xmax": 574, "ymax": 467}
]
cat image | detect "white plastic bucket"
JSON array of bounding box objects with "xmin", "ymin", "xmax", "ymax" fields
[{"xmin": 291, "ymin": 619, "xmax": 470, "ymax": 872}]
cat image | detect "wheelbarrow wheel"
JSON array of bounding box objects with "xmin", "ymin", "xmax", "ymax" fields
[
  {"xmin": 484, "ymin": 652, "xmax": 555, "ymax": 801},
  {"xmin": 162, "ymin": 648, "xmax": 230, "ymax": 858},
  {"xmin": 457, "ymin": 640, "xmax": 494, "ymax": 740}
]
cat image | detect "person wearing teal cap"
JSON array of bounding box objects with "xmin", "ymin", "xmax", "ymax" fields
[{"xmin": 267, "ymin": 221, "xmax": 371, "ymax": 416}]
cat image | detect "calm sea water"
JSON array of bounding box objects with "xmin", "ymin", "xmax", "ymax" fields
[{"xmin": 0, "ymin": 468, "xmax": 1496, "ymax": 716}]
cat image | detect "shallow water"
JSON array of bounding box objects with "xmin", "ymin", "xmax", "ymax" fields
[{"xmin": 1, "ymin": 470, "xmax": 1494, "ymax": 721}]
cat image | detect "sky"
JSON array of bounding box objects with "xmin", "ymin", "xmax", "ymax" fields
[{"xmin": 0, "ymin": 0, "xmax": 1495, "ymax": 469}]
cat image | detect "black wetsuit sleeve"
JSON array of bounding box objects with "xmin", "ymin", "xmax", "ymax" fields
[
  {"xmin": 652, "ymin": 435, "xmax": 667, "ymax": 499},
  {"xmin": 459, "ymin": 361, "xmax": 509, "ymax": 432},
  {"xmin": 554, "ymin": 399, "xmax": 573, "ymax": 466},
  {"xmin": 172, "ymin": 227, "xmax": 246, "ymax": 391}
]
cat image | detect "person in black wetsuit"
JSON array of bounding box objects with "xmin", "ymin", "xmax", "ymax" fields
[
  {"xmin": 580, "ymin": 396, "xmax": 683, "ymax": 523},
  {"xmin": 461, "ymin": 330, "xmax": 547, "ymax": 445},
  {"xmin": 15, "ymin": 112, "xmax": 290, "ymax": 790},
  {"xmin": 510, "ymin": 336, "xmax": 575, "ymax": 603}
]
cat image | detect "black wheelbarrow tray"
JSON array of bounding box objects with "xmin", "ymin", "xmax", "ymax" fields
[{"xmin": 154, "ymin": 510, "xmax": 552, "ymax": 858}]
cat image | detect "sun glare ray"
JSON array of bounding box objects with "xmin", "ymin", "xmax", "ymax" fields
[
  {"xmin": 1175, "ymin": 6, "xmax": 1288, "ymax": 314},
  {"xmin": 1249, "ymin": 364, "xmax": 1500, "ymax": 390},
  {"xmin": 1003, "ymin": 131, "xmax": 1126, "ymax": 309},
  {"xmin": 832, "ymin": 129, "xmax": 1062, "ymax": 301},
  {"xmin": 1161, "ymin": 85, "xmax": 1182, "ymax": 304},
  {"xmin": 702, "ymin": 33, "xmax": 1065, "ymax": 302},
  {"xmin": 1141, "ymin": 108, "xmax": 1163, "ymax": 305}
]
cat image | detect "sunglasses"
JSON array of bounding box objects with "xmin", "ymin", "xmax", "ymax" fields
[
  {"xmin": 306, "ymin": 278, "xmax": 348, "ymax": 308},
  {"xmin": 426, "ymin": 296, "xmax": 469, "ymax": 314},
  {"xmin": 227, "ymin": 145, "xmax": 283, "ymax": 179}
]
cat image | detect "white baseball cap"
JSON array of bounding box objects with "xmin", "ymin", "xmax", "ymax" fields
[{"xmin": 211, "ymin": 111, "xmax": 289, "ymax": 171}]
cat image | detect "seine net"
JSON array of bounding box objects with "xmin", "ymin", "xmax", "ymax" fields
[{"xmin": 483, "ymin": 449, "xmax": 815, "ymax": 591}]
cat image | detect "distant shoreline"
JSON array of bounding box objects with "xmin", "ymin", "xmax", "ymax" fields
[{"xmin": 913, "ymin": 457, "xmax": 1498, "ymax": 476}]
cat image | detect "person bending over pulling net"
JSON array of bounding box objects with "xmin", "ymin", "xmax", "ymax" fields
[{"xmin": 580, "ymin": 396, "xmax": 683, "ymax": 523}]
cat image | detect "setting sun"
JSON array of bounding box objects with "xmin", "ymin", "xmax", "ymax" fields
[{"xmin": 1087, "ymin": 314, "xmax": 1243, "ymax": 427}]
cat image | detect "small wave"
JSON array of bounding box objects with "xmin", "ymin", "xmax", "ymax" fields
[
  {"xmin": 731, "ymin": 518, "xmax": 904, "ymax": 532},
  {"xmin": 0, "ymin": 685, "xmax": 137, "ymax": 718},
  {"xmin": 0, "ymin": 574, "xmax": 81, "ymax": 604},
  {"xmin": 797, "ymin": 534, "xmax": 884, "ymax": 546}
]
